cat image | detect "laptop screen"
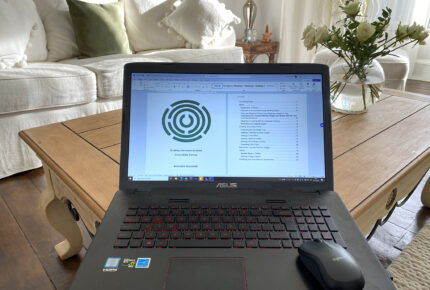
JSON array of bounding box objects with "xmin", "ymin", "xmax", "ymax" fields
[{"xmin": 128, "ymin": 73, "xmax": 325, "ymax": 183}]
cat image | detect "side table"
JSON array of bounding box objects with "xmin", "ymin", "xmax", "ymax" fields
[{"xmin": 236, "ymin": 41, "xmax": 279, "ymax": 63}]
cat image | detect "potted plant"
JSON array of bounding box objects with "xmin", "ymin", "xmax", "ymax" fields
[{"xmin": 303, "ymin": 0, "xmax": 429, "ymax": 113}]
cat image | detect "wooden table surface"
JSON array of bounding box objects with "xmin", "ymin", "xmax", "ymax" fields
[{"xmin": 19, "ymin": 88, "xmax": 430, "ymax": 259}]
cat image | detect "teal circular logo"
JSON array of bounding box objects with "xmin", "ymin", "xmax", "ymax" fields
[{"xmin": 162, "ymin": 100, "xmax": 211, "ymax": 142}]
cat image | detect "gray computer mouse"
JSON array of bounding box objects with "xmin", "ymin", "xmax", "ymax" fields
[{"xmin": 298, "ymin": 239, "xmax": 365, "ymax": 290}]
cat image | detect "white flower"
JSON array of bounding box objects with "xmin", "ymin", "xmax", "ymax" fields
[
  {"xmin": 315, "ymin": 26, "xmax": 330, "ymax": 44},
  {"xmin": 302, "ymin": 24, "xmax": 314, "ymax": 40},
  {"xmin": 342, "ymin": 2, "xmax": 360, "ymax": 16},
  {"xmin": 408, "ymin": 22, "xmax": 426, "ymax": 40},
  {"xmin": 357, "ymin": 22, "xmax": 376, "ymax": 42},
  {"xmin": 396, "ymin": 24, "xmax": 409, "ymax": 40},
  {"xmin": 303, "ymin": 26, "xmax": 317, "ymax": 50},
  {"xmin": 417, "ymin": 31, "xmax": 429, "ymax": 44}
]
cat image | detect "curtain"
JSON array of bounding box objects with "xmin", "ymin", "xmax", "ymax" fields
[
  {"xmin": 278, "ymin": 0, "xmax": 430, "ymax": 72},
  {"xmin": 278, "ymin": 0, "xmax": 334, "ymax": 63}
]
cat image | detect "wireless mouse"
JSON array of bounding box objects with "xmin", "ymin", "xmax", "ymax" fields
[{"xmin": 298, "ymin": 239, "xmax": 365, "ymax": 290}]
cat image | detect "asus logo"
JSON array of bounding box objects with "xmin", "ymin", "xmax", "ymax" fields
[{"xmin": 216, "ymin": 183, "xmax": 238, "ymax": 188}]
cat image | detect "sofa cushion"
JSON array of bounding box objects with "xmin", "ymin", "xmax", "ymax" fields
[
  {"xmin": 61, "ymin": 54, "xmax": 172, "ymax": 98},
  {"xmin": 0, "ymin": 62, "xmax": 96, "ymax": 114},
  {"xmin": 138, "ymin": 46, "xmax": 244, "ymax": 63}
]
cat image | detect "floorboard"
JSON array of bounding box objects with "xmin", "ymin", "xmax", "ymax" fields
[
  {"xmin": 0, "ymin": 196, "xmax": 54, "ymax": 290},
  {"xmin": 26, "ymin": 168, "xmax": 47, "ymax": 194},
  {"xmin": 406, "ymin": 79, "xmax": 430, "ymax": 95}
]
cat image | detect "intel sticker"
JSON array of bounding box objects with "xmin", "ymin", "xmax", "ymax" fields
[
  {"xmin": 103, "ymin": 257, "xmax": 121, "ymax": 272},
  {"xmin": 135, "ymin": 258, "xmax": 151, "ymax": 269}
]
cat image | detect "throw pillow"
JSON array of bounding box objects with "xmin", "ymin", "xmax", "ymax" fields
[
  {"xmin": 162, "ymin": 0, "xmax": 240, "ymax": 48},
  {"xmin": 33, "ymin": 0, "xmax": 79, "ymax": 61},
  {"xmin": 125, "ymin": 0, "xmax": 185, "ymax": 51},
  {"xmin": 66, "ymin": 0, "xmax": 132, "ymax": 58},
  {"xmin": 24, "ymin": 0, "xmax": 48, "ymax": 62},
  {"xmin": 0, "ymin": 0, "xmax": 36, "ymax": 69}
]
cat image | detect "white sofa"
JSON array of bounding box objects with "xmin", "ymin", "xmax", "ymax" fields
[{"xmin": 0, "ymin": 0, "xmax": 244, "ymax": 179}]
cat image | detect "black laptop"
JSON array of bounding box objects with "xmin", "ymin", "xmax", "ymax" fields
[{"xmin": 70, "ymin": 63, "xmax": 394, "ymax": 290}]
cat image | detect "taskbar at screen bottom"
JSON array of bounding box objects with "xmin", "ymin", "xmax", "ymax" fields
[{"xmin": 128, "ymin": 176, "xmax": 326, "ymax": 183}]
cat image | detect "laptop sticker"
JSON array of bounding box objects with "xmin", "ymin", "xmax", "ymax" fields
[
  {"xmin": 121, "ymin": 258, "xmax": 137, "ymax": 268},
  {"xmin": 103, "ymin": 257, "xmax": 121, "ymax": 272},
  {"xmin": 135, "ymin": 258, "xmax": 151, "ymax": 269}
]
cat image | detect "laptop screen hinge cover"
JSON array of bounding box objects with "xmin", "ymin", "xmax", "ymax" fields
[
  {"xmin": 169, "ymin": 198, "xmax": 190, "ymax": 204},
  {"xmin": 265, "ymin": 199, "xmax": 287, "ymax": 204}
]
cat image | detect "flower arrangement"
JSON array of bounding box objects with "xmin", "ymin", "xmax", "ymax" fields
[{"xmin": 302, "ymin": 0, "xmax": 429, "ymax": 110}]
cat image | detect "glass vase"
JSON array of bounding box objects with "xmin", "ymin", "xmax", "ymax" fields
[{"xmin": 330, "ymin": 59, "xmax": 385, "ymax": 114}]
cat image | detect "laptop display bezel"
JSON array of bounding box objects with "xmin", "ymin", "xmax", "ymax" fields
[{"xmin": 120, "ymin": 63, "xmax": 333, "ymax": 192}]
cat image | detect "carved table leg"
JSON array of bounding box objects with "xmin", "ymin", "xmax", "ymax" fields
[
  {"xmin": 268, "ymin": 53, "xmax": 276, "ymax": 63},
  {"xmin": 421, "ymin": 173, "xmax": 430, "ymax": 208},
  {"xmin": 40, "ymin": 167, "xmax": 83, "ymax": 260},
  {"xmin": 244, "ymin": 54, "xmax": 255, "ymax": 63}
]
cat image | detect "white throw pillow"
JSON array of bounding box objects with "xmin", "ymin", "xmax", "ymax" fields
[
  {"xmin": 33, "ymin": 0, "xmax": 79, "ymax": 61},
  {"xmin": 24, "ymin": 1, "xmax": 48, "ymax": 62},
  {"xmin": 0, "ymin": 0, "xmax": 37, "ymax": 69},
  {"xmin": 162, "ymin": 0, "xmax": 240, "ymax": 48},
  {"xmin": 209, "ymin": 25, "xmax": 236, "ymax": 48},
  {"xmin": 128, "ymin": 0, "xmax": 165, "ymax": 13},
  {"xmin": 125, "ymin": 0, "xmax": 185, "ymax": 51}
]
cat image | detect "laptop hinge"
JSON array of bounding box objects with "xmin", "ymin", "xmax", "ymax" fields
[
  {"xmin": 265, "ymin": 199, "xmax": 287, "ymax": 204},
  {"xmin": 168, "ymin": 198, "xmax": 190, "ymax": 204}
]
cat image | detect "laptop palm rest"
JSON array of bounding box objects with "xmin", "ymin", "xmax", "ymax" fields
[{"xmin": 165, "ymin": 258, "xmax": 246, "ymax": 290}]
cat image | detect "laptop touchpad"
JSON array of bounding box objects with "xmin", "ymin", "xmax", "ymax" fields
[{"xmin": 165, "ymin": 258, "xmax": 246, "ymax": 290}]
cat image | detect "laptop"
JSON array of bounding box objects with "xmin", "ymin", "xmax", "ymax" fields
[{"xmin": 70, "ymin": 63, "xmax": 394, "ymax": 290}]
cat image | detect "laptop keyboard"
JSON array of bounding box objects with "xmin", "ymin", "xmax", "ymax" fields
[{"xmin": 113, "ymin": 204, "xmax": 346, "ymax": 249}]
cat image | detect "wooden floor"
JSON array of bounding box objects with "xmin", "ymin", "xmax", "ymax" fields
[
  {"xmin": 0, "ymin": 79, "xmax": 429, "ymax": 289},
  {"xmin": 367, "ymin": 171, "xmax": 430, "ymax": 268},
  {"xmin": 0, "ymin": 169, "xmax": 91, "ymax": 290},
  {"xmin": 406, "ymin": 79, "xmax": 430, "ymax": 95}
]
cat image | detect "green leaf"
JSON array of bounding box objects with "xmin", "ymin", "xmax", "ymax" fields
[
  {"xmin": 349, "ymin": 22, "xmax": 360, "ymax": 29},
  {"xmin": 382, "ymin": 10, "xmax": 388, "ymax": 18}
]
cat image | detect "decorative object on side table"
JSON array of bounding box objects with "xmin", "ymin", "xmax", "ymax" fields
[
  {"xmin": 236, "ymin": 40, "xmax": 279, "ymax": 63},
  {"xmin": 303, "ymin": 0, "xmax": 429, "ymax": 114},
  {"xmin": 242, "ymin": 0, "xmax": 257, "ymax": 42},
  {"xmin": 261, "ymin": 25, "xmax": 272, "ymax": 43}
]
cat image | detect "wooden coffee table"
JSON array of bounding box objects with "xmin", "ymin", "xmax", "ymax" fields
[{"xmin": 19, "ymin": 89, "xmax": 430, "ymax": 260}]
